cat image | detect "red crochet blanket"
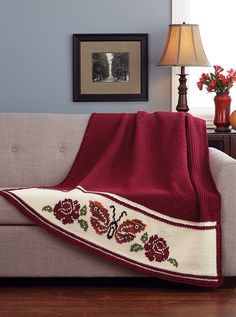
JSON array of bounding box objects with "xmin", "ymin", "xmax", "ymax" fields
[{"xmin": 1, "ymin": 112, "xmax": 222, "ymax": 287}]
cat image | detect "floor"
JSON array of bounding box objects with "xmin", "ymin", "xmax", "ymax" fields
[{"xmin": 0, "ymin": 278, "xmax": 236, "ymax": 317}]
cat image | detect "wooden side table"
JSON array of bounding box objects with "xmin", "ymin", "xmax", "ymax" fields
[{"xmin": 207, "ymin": 129, "xmax": 236, "ymax": 159}]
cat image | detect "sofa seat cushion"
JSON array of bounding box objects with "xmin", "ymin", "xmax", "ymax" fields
[
  {"xmin": 0, "ymin": 225, "xmax": 141, "ymax": 277},
  {"xmin": 0, "ymin": 190, "xmax": 33, "ymax": 224}
]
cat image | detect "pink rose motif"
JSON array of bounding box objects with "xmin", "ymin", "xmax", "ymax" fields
[
  {"xmin": 144, "ymin": 234, "xmax": 169, "ymax": 262},
  {"xmin": 53, "ymin": 198, "xmax": 80, "ymax": 225}
]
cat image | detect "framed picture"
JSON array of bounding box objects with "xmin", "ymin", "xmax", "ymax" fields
[{"xmin": 73, "ymin": 33, "xmax": 148, "ymax": 102}]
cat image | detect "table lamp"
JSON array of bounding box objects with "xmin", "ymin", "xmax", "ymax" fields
[{"xmin": 158, "ymin": 22, "xmax": 210, "ymax": 112}]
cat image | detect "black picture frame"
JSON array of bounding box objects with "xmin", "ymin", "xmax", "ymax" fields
[{"xmin": 73, "ymin": 33, "xmax": 148, "ymax": 102}]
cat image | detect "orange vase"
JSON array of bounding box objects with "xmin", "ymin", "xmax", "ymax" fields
[{"xmin": 213, "ymin": 92, "xmax": 231, "ymax": 132}]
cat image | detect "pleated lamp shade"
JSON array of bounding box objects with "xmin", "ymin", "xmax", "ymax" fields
[{"xmin": 158, "ymin": 23, "xmax": 210, "ymax": 67}]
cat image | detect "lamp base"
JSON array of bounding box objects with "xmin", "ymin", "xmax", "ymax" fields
[{"xmin": 176, "ymin": 66, "xmax": 189, "ymax": 112}]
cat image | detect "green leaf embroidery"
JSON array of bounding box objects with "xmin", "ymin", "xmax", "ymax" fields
[
  {"xmin": 167, "ymin": 258, "xmax": 178, "ymax": 268},
  {"xmin": 130, "ymin": 243, "xmax": 144, "ymax": 252},
  {"xmin": 141, "ymin": 232, "xmax": 148, "ymax": 244},
  {"xmin": 78, "ymin": 219, "xmax": 88, "ymax": 232},
  {"xmin": 80, "ymin": 205, "xmax": 87, "ymax": 216},
  {"xmin": 42, "ymin": 205, "xmax": 53, "ymax": 213}
]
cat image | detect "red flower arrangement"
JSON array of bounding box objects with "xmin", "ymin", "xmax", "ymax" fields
[{"xmin": 197, "ymin": 65, "xmax": 236, "ymax": 95}]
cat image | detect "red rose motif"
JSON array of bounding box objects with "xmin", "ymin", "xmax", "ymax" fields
[
  {"xmin": 144, "ymin": 234, "xmax": 169, "ymax": 262},
  {"xmin": 53, "ymin": 198, "xmax": 80, "ymax": 224}
]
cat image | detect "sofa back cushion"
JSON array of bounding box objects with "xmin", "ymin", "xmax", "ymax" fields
[{"xmin": 0, "ymin": 113, "xmax": 90, "ymax": 187}]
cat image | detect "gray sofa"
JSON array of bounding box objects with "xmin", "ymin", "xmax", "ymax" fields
[{"xmin": 0, "ymin": 113, "xmax": 236, "ymax": 277}]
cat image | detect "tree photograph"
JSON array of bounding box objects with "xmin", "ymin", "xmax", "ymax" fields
[{"xmin": 92, "ymin": 52, "xmax": 129, "ymax": 83}]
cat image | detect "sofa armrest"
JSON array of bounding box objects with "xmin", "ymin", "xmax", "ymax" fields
[
  {"xmin": 209, "ymin": 146, "xmax": 236, "ymax": 217},
  {"xmin": 209, "ymin": 147, "xmax": 236, "ymax": 275}
]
